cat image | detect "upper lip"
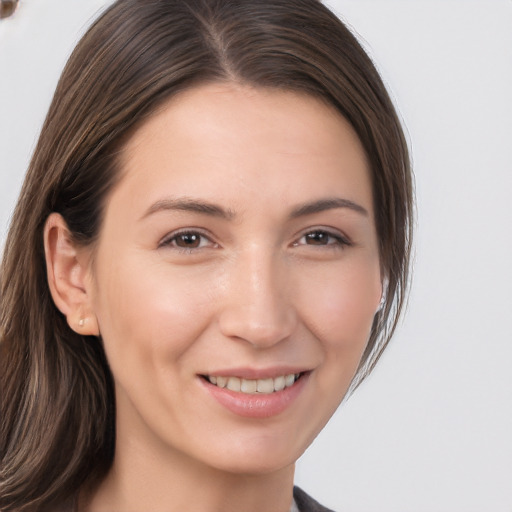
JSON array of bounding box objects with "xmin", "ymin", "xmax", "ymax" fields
[{"xmin": 200, "ymin": 366, "xmax": 311, "ymax": 380}]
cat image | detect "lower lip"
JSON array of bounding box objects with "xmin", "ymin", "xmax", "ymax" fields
[{"xmin": 201, "ymin": 373, "xmax": 310, "ymax": 419}]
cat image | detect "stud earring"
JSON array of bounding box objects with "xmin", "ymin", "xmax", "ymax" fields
[
  {"xmin": 78, "ymin": 318, "xmax": 85, "ymax": 328},
  {"xmin": 0, "ymin": 0, "xmax": 20, "ymax": 19}
]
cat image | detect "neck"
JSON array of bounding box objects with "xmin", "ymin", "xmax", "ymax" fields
[{"xmin": 81, "ymin": 429, "xmax": 296, "ymax": 512}]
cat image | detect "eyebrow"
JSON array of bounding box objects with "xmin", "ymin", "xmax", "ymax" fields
[
  {"xmin": 141, "ymin": 197, "xmax": 236, "ymax": 220},
  {"xmin": 289, "ymin": 197, "xmax": 368, "ymax": 218},
  {"xmin": 141, "ymin": 196, "xmax": 368, "ymax": 221}
]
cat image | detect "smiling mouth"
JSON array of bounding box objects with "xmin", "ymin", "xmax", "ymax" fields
[{"xmin": 203, "ymin": 373, "xmax": 303, "ymax": 394}]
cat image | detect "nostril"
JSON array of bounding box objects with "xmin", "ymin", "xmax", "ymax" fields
[{"xmin": 218, "ymin": 301, "xmax": 296, "ymax": 348}]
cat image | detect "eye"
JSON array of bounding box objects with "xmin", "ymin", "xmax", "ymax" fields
[
  {"xmin": 294, "ymin": 229, "xmax": 351, "ymax": 248},
  {"xmin": 159, "ymin": 230, "xmax": 216, "ymax": 250}
]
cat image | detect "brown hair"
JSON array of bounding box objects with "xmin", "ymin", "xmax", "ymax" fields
[{"xmin": 0, "ymin": 1, "xmax": 413, "ymax": 510}]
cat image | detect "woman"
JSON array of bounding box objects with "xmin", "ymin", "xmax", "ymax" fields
[{"xmin": 0, "ymin": 1, "xmax": 413, "ymax": 511}]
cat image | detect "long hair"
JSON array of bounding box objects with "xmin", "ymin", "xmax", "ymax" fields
[{"xmin": 0, "ymin": 1, "xmax": 413, "ymax": 510}]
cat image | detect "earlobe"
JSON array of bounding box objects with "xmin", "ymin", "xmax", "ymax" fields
[{"xmin": 44, "ymin": 213, "xmax": 100, "ymax": 336}]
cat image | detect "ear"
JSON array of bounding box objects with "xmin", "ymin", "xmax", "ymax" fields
[{"xmin": 44, "ymin": 213, "xmax": 100, "ymax": 336}]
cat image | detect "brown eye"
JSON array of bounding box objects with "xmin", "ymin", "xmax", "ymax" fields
[
  {"xmin": 293, "ymin": 229, "xmax": 351, "ymax": 249},
  {"xmin": 305, "ymin": 231, "xmax": 330, "ymax": 245},
  {"xmin": 0, "ymin": 0, "xmax": 19, "ymax": 19},
  {"xmin": 174, "ymin": 233, "xmax": 202, "ymax": 248},
  {"xmin": 160, "ymin": 230, "xmax": 215, "ymax": 251}
]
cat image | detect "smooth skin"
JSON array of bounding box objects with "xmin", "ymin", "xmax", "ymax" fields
[{"xmin": 45, "ymin": 84, "xmax": 382, "ymax": 512}]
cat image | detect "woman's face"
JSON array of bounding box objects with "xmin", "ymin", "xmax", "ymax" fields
[{"xmin": 85, "ymin": 84, "xmax": 382, "ymax": 475}]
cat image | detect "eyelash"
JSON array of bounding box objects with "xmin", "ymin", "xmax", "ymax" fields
[
  {"xmin": 159, "ymin": 228, "xmax": 351, "ymax": 252},
  {"xmin": 293, "ymin": 229, "xmax": 351, "ymax": 249},
  {"xmin": 159, "ymin": 229, "xmax": 217, "ymax": 251}
]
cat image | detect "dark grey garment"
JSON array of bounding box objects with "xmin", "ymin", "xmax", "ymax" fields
[{"xmin": 293, "ymin": 487, "xmax": 335, "ymax": 512}]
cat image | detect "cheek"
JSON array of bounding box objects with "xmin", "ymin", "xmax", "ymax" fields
[
  {"xmin": 297, "ymin": 257, "xmax": 381, "ymax": 351},
  {"xmin": 289, "ymin": 258, "xmax": 382, "ymax": 435},
  {"xmin": 91, "ymin": 257, "xmax": 217, "ymax": 377}
]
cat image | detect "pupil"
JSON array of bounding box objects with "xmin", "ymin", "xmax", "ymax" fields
[
  {"xmin": 307, "ymin": 232, "xmax": 328, "ymax": 245},
  {"xmin": 178, "ymin": 234, "xmax": 199, "ymax": 247}
]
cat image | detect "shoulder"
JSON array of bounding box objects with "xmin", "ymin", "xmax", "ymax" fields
[{"xmin": 293, "ymin": 486, "xmax": 336, "ymax": 512}]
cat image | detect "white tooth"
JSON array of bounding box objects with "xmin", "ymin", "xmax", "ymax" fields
[
  {"xmin": 226, "ymin": 376, "xmax": 241, "ymax": 392},
  {"xmin": 213, "ymin": 374, "xmax": 299, "ymax": 393},
  {"xmin": 257, "ymin": 378, "xmax": 274, "ymax": 394},
  {"xmin": 216, "ymin": 376, "xmax": 227, "ymax": 388},
  {"xmin": 285, "ymin": 374, "xmax": 296, "ymax": 387},
  {"xmin": 273, "ymin": 376, "xmax": 286, "ymax": 391},
  {"xmin": 240, "ymin": 378, "xmax": 257, "ymax": 393}
]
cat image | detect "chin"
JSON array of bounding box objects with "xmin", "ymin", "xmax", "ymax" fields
[
  {"xmin": 193, "ymin": 427, "xmax": 312, "ymax": 476},
  {"xmin": 209, "ymin": 453, "xmax": 297, "ymax": 477}
]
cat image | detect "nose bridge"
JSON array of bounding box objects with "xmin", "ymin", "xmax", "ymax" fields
[{"xmin": 218, "ymin": 243, "xmax": 295, "ymax": 348}]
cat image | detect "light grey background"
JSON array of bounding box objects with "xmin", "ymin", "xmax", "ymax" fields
[{"xmin": 1, "ymin": 2, "xmax": 511, "ymax": 511}]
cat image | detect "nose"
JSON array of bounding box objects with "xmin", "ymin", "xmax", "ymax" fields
[{"xmin": 218, "ymin": 248, "xmax": 297, "ymax": 348}]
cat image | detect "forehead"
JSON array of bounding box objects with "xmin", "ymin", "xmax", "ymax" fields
[{"xmin": 113, "ymin": 83, "xmax": 373, "ymax": 218}]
